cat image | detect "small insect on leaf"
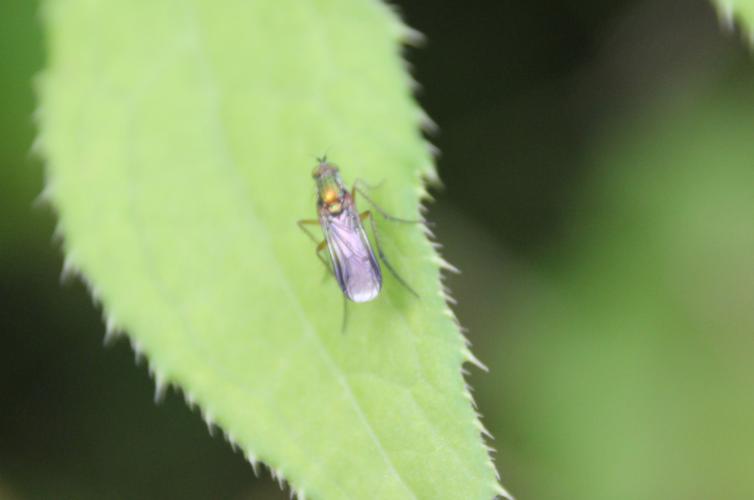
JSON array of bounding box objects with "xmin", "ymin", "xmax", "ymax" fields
[{"xmin": 297, "ymin": 159, "xmax": 420, "ymax": 305}]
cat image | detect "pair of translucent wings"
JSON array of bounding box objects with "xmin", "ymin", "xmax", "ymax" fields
[{"xmin": 320, "ymin": 208, "xmax": 382, "ymax": 303}]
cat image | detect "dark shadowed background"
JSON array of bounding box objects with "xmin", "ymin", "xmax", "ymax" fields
[{"xmin": 2, "ymin": 0, "xmax": 754, "ymax": 498}]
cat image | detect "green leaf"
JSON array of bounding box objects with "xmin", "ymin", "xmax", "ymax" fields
[
  {"xmin": 713, "ymin": 0, "xmax": 754, "ymax": 41},
  {"xmin": 38, "ymin": 0, "xmax": 505, "ymax": 499}
]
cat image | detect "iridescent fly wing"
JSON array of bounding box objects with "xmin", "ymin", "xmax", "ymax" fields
[{"xmin": 321, "ymin": 207, "xmax": 382, "ymax": 303}]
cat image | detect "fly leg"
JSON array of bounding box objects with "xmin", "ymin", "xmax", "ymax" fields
[
  {"xmin": 297, "ymin": 219, "xmax": 333, "ymax": 277},
  {"xmin": 297, "ymin": 218, "xmax": 321, "ymax": 243},
  {"xmin": 298, "ymin": 220, "xmax": 349, "ymax": 332},
  {"xmin": 315, "ymin": 240, "xmax": 333, "ymax": 277},
  {"xmin": 341, "ymin": 296, "xmax": 350, "ymax": 335},
  {"xmin": 353, "ymin": 177, "xmax": 385, "ymax": 191},
  {"xmin": 352, "ymin": 182, "xmax": 424, "ymax": 224},
  {"xmin": 360, "ymin": 210, "xmax": 419, "ymax": 298}
]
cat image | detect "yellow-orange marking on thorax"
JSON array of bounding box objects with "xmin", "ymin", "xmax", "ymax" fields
[{"xmin": 323, "ymin": 188, "xmax": 338, "ymax": 204}]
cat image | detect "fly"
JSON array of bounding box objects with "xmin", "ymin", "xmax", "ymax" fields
[{"xmin": 298, "ymin": 157, "xmax": 419, "ymax": 308}]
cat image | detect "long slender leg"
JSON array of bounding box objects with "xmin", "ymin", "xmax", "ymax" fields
[
  {"xmin": 361, "ymin": 210, "xmax": 419, "ymax": 298},
  {"xmin": 297, "ymin": 218, "xmax": 321, "ymax": 243},
  {"xmin": 353, "ymin": 177, "xmax": 385, "ymax": 191},
  {"xmin": 341, "ymin": 295, "xmax": 350, "ymax": 335},
  {"xmin": 352, "ymin": 184, "xmax": 423, "ymax": 224},
  {"xmin": 298, "ymin": 219, "xmax": 333, "ymax": 276},
  {"xmin": 300, "ymin": 218, "xmax": 350, "ymax": 333},
  {"xmin": 315, "ymin": 240, "xmax": 333, "ymax": 277}
]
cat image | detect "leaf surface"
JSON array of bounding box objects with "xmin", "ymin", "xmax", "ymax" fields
[{"xmin": 39, "ymin": 0, "xmax": 504, "ymax": 498}]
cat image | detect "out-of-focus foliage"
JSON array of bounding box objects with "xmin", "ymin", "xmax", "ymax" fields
[
  {"xmin": 0, "ymin": 1, "xmax": 45, "ymax": 251},
  {"xmin": 472, "ymin": 80, "xmax": 754, "ymax": 500}
]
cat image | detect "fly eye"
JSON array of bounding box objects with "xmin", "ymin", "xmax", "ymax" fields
[{"xmin": 311, "ymin": 166, "xmax": 320, "ymax": 178}]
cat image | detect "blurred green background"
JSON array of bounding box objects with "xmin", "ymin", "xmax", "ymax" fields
[{"xmin": 2, "ymin": 0, "xmax": 753, "ymax": 498}]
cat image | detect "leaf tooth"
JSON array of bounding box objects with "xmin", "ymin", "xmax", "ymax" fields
[
  {"xmin": 441, "ymin": 283, "xmax": 458, "ymax": 304},
  {"xmin": 384, "ymin": 1, "xmax": 425, "ymax": 47},
  {"xmin": 102, "ymin": 328, "xmax": 121, "ymax": 346},
  {"xmin": 103, "ymin": 314, "xmax": 123, "ymax": 346},
  {"xmin": 129, "ymin": 337, "xmax": 145, "ymax": 365},
  {"xmin": 104, "ymin": 313, "xmax": 118, "ymax": 336},
  {"xmin": 459, "ymin": 333, "xmax": 472, "ymax": 348},
  {"xmin": 31, "ymin": 73, "xmax": 47, "ymax": 121},
  {"xmin": 462, "ymin": 347, "xmax": 489, "ymax": 372},
  {"xmin": 417, "ymin": 109, "xmax": 438, "ymax": 135},
  {"xmin": 30, "ymin": 134, "xmax": 47, "ymax": 159},
  {"xmin": 31, "ymin": 104, "xmax": 45, "ymax": 124},
  {"xmin": 420, "ymin": 223, "xmax": 436, "ymax": 241},
  {"xmin": 474, "ymin": 418, "xmax": 495, "ymax": 440},
  {"xmin": 270, "ymin": 468, "xmax": 287, "ymax": 491},
  {"xmin": 223, "ymin": 431, "xmax": 239, "ymax": 452},
  {"xmin": 442, "ymin": 307, "xmax": 457, "ymax": 321},
  {"xmin": 432, "ymin": 255, "xmax": 461, "ymax": 274},
  {"xmin": 439, "ymin": 289, "xmax": 458, "ymax": 305},
  {"xmin": 183, "ymin": 391, "xmax": 197, "ymax": 409},
  {"xmin": 88, "ymin": 283, "xmax": 102, "ymax": 306},
  {"xmin": 418, "ymin": 168, "xmax": 442, "ymax": 200},
  {"xmin": 400, "ymin": 60, "xmax": 421, "ymax": 92},
  {"xmin": 462, "ymin": 387, "xmax": 477, "ymax": 408},
  {"xmin": 60, "ymin": 254, "xmax": 80, "ymax": 284},
  {"xmin": 426, "ymin": 142, "xmax": 441, "ymax": 160},
  {"xmin": 414, "ymin": 184, "xmax": 430, "ymax": 202},
  {"xmin": 246, "ymin": 452, "xmax": 260, "ymax": 476},
  {"xmin": 495, "ymin": 482, "xmax": 515, "ymax": 500},
  {"xmin": 717, "ymin": 1, "xmax": 735, "ymax": 30},
  {"xmin": 153, "ymin": 370, "xmax": 167, "ymax": 404},
  {"xmin": 202, "ymin": 409, "xmax": 216, "ymax": 436},
  {"xmin": 464, "ymin": 384, "xmax": 477, "ymax": 405},
  {"xmin": 34, "ymin": 183, "xmax": 54, "ymax": 209},
  {"xmin": 400, "ymin": 25, "xmax": 425, "ymax": 47},
  {"xmin": 456, "ymin": 323, "xmax": 470, "ymax": 336},
  {"xmin": 468, "ymin": 387, "xmax": 508, "ymax": 495},
  {"xmin": 51, "ymin": 222, "xmax": 65, "ymax": 244}
]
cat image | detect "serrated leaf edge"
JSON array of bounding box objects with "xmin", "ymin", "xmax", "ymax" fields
[{"xmin": 33, "ymin": 0, "xmax": 512, "ymax": 497}]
